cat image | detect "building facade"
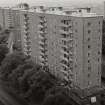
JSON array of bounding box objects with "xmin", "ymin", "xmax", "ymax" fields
[
  {"xmin": 0, "ymin": 6, "xmax": 103, "ymax": 90},
  {"xmin": 18, "ymin": 9, "xmax": 103, "ymax": 89}
]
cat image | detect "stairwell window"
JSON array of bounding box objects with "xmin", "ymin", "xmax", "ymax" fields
[
  {"xmin": 88, "ymin": 30, "xmax": 91, "ymax": 34},
  {"xmin": 87, "ymin": 22, "xmax": 91, "ymax": 26}
]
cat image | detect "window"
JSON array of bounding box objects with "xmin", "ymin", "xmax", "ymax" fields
[
  {"xmin": 61, "ymin": 20, "xmax": 70, "ymax": 25},
  {"xmin": 88, "ymin": 81, "xmax": 91, "ymax": 86},
  {"xmin": 98, "ymin": 29, "xmax": 101, "ymax": 32},
  {"xmin": 88, "ymin": 53, "xmax": 90, "ymax": 57},
  {"xmin": 87, "ymin": 22, "xmax": 91, "ymax": 26},
  {"xmin": 88, "ymin": 66, "xmax": 91, "ymax": 71},
  {"xmin": 99, "ymin": 21, "xmax": 100, "ymax": 24},
  {"xmin": 64, "ymin": 54, "xmax": 68, "ymax": 58},
  {"xmin": 75, "ymin": 22, "xmax": 77, "ymax": 25},
  {"xmin": 61, "ymin": 34, "xmax": 66, "ymax": 38},
  {"xmin": 75, "ymin": 64, "xmax": 77, "ymax": 68},
  {"xmin": 62, "ymin": 47, "xmax": 67, "ymax": 52},
  {"xmin": 88, "ymin": 60, "xmax": 90, "ymax": 63},
  {"xmin": 88, "ymin": 38, "xmax": 90, "ymax": 41},
  {"xmin": 98, "ymin": 58, "xmax": 100, "ymax": 62},
  {"xmin": 75, "ymin": 29, "xmax": 78, "ymax": 33},
  {"xmin": 99, "ymin": 37, "xmax": 101, "ymax": 40},
  {"xmin": 24, "ymin": 14, "xmax": 27, "ymax": 17},
  {"xmin": 98, "ymin": 51, "xmax": 100, "ymax": 55},
  {"xmin": 88, "ymin": 45, "xmax": 91, "ymax": 49},
  {"xmin": 88, "ymin": 73, "xmax": 90, "ymax": 77},
  {"xmin": 61, "ymin": 27, "xmax": 69, "ymax": 31},
  {"xmin": 79, "ymin": 10, "xmax": 81, "ymax": 12},
  {"xmin": 88, "ymin": 30, "xmax": 91, "ymax": 34},
  {"xmin": 62, "ymin": 40, "xmax": 66, "ymax": 45}
]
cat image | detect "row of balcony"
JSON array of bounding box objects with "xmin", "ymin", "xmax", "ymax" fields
[
  {"xmin": 39, "ymin": 17, "xmax": 48, "ymax": 67},
  {"xmin": 23, "ymin": 13, "xmax": 31, "ymax": 57}
]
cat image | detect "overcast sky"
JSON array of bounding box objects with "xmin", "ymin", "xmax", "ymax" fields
[{"xmin": 0, "ymin": 0, "xmax": 105, "ymax": 7}]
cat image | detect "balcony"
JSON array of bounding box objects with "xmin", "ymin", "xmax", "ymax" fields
[
  {"xmin": 40, "ymin": 62, "xmax": 44, "ymax": 66},
  {"xmin": 25, "ymin": 37, "xmax": 31, "ymax": 41},
  {"xmin": 61, "ymin": 49, "xmax": 69, "ymax": 55},
  {"xmin": 38, "ymin": 30, "xmax": 47, "ymax": 34},
  {"xmin": 39, "ymin": 56, "xmax": 45, "ymax": 62},
  {"xmin": 39, "ymin": 45, "xmax": 47, "ymax": 51},
  {"xmin": 61, "ymin": 38, "xmax": 73, "ymax": 42},
  {"xmin": 24, "ymin": 37, "xmax": 31, "ymax": 42},
  {"xmin": 40, "ymin": 22, "xmax": 47, "ymax": 26},
  {"xmin": 69, "ymin": 51, "xmax": 73, "ymax": 56},
  {"xmin": 26, "ymin": 51, "xmax": 31, "ymax": 55},
  {"xmin": 39, "ymin": 34, "xmax": 45, "ymax": 39},
  {"xmin": 24, "ymin": 52, "xmax": 31, "ymax": 56},
  {"xmin": 40, "ymin": 19, "xmax": 47, "ymax": 23},
  {"xmin": 60, "ymin": 29, "xmax": 69, "ymax": 35},
  {"xmin": 61, "ymin": 33, "xmax": 67, "ymax": 38},
  {"xmin": 69, "ymin": 30, "xmax": 73, "ymax": 34},
  {"xmin": 24, "ymin": 45, "xmax": 31, "ymax": 50},
  {"xmin": 38, "ymin": 23, "xmax": 47, "ymax": 28},
  {"xmin": 61, "ymin": 44, "xmax": 68, "ymax": 48},
  {"xmin": 24, "ymin": 48, "xmax": 31, "ymax": 52},
  {"xmin": 24, "ymin": 30, "xmax": 29, "ymax": 34},
  {"xmin": 24, "ymin": 34, "xmax": 30, "ymax": 39},
  {"xmin": 25, "ymin": 41, "xmax": 31, "ymax": 45},
  {"xmin": 61, "ymin": 56, "xmax": 68, "ymax": 62},
  {"xmin": 39, "ymin": 41, "xmax": 44, "ymax": 46},
  {"xmin": 24, "ymin": 26, "xmax": 29, "ymax": 31},
  {"xmin": 61, "ymin": 63, "xmax": 68, "ymax": 69},
  {"xmin": 61, "ymin": 23, "xmax": 72, "ymax": 28},
  {"xmin": 40, "ymin": 54, "xmax": 48, "ymax": 59},
  {"xmin": 38, "ymin": 24, "xmax": 43, "ymax": 29},
  {"xmin": 24, "ymin": 21, "xmax": 29, "ymax": 26},
  {"xmin": 61, "ymin": 23, "xmax": 69, "ymax": 28},
  {"xmin": 69, "ymin": 58, "xmax": 73, "ymax": 62},
  {"xmin": 41, "ymin": 38, "xmax": 47, "ymax": 43},
  {"xmin": 24, "ymin": 17, "xmax": 29, "ymax": 21},
  {"xmin": 40, "ymin": 46, "xmax": 47, "ymax": 51}
]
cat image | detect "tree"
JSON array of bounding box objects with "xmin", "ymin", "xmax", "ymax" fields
[
  {"xmin": 43, "ymin": 93, "xmax": 72, "ymax": 105},
  {"xmin": 8, "ymin": 60, "xmax": 40, "ymax": 93},
  {"xmin": 0, "ymin": 44, "xmax": 8, "ymax": 65},
  {"xmin": 0, "ymin": 29, "xmax": 10, "ymax": 44},
  {"xmin": 18, "ymin": 70, "xmax": 58, "ymax": 104},
  {"xmin": 0, "ymin": 51, "xmax": 26, "ymax": 81},
  {"xmin": 43, "ymin": 86, "xmax": 72, "ymax": 105}
]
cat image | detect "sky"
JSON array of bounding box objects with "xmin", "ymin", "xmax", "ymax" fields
[{"xmin": 0, "ymin": 0, "xmax": 105, "ymax": 7}]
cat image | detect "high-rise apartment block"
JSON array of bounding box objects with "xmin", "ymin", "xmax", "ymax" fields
[{"xmin": 0, "ymin": 6, "xmax": 103, "ymax": 90}]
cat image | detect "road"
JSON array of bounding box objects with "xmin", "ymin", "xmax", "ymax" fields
[{"xmin": 0, "ymin": 83, "xmax": 28, "ymax": 105}]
